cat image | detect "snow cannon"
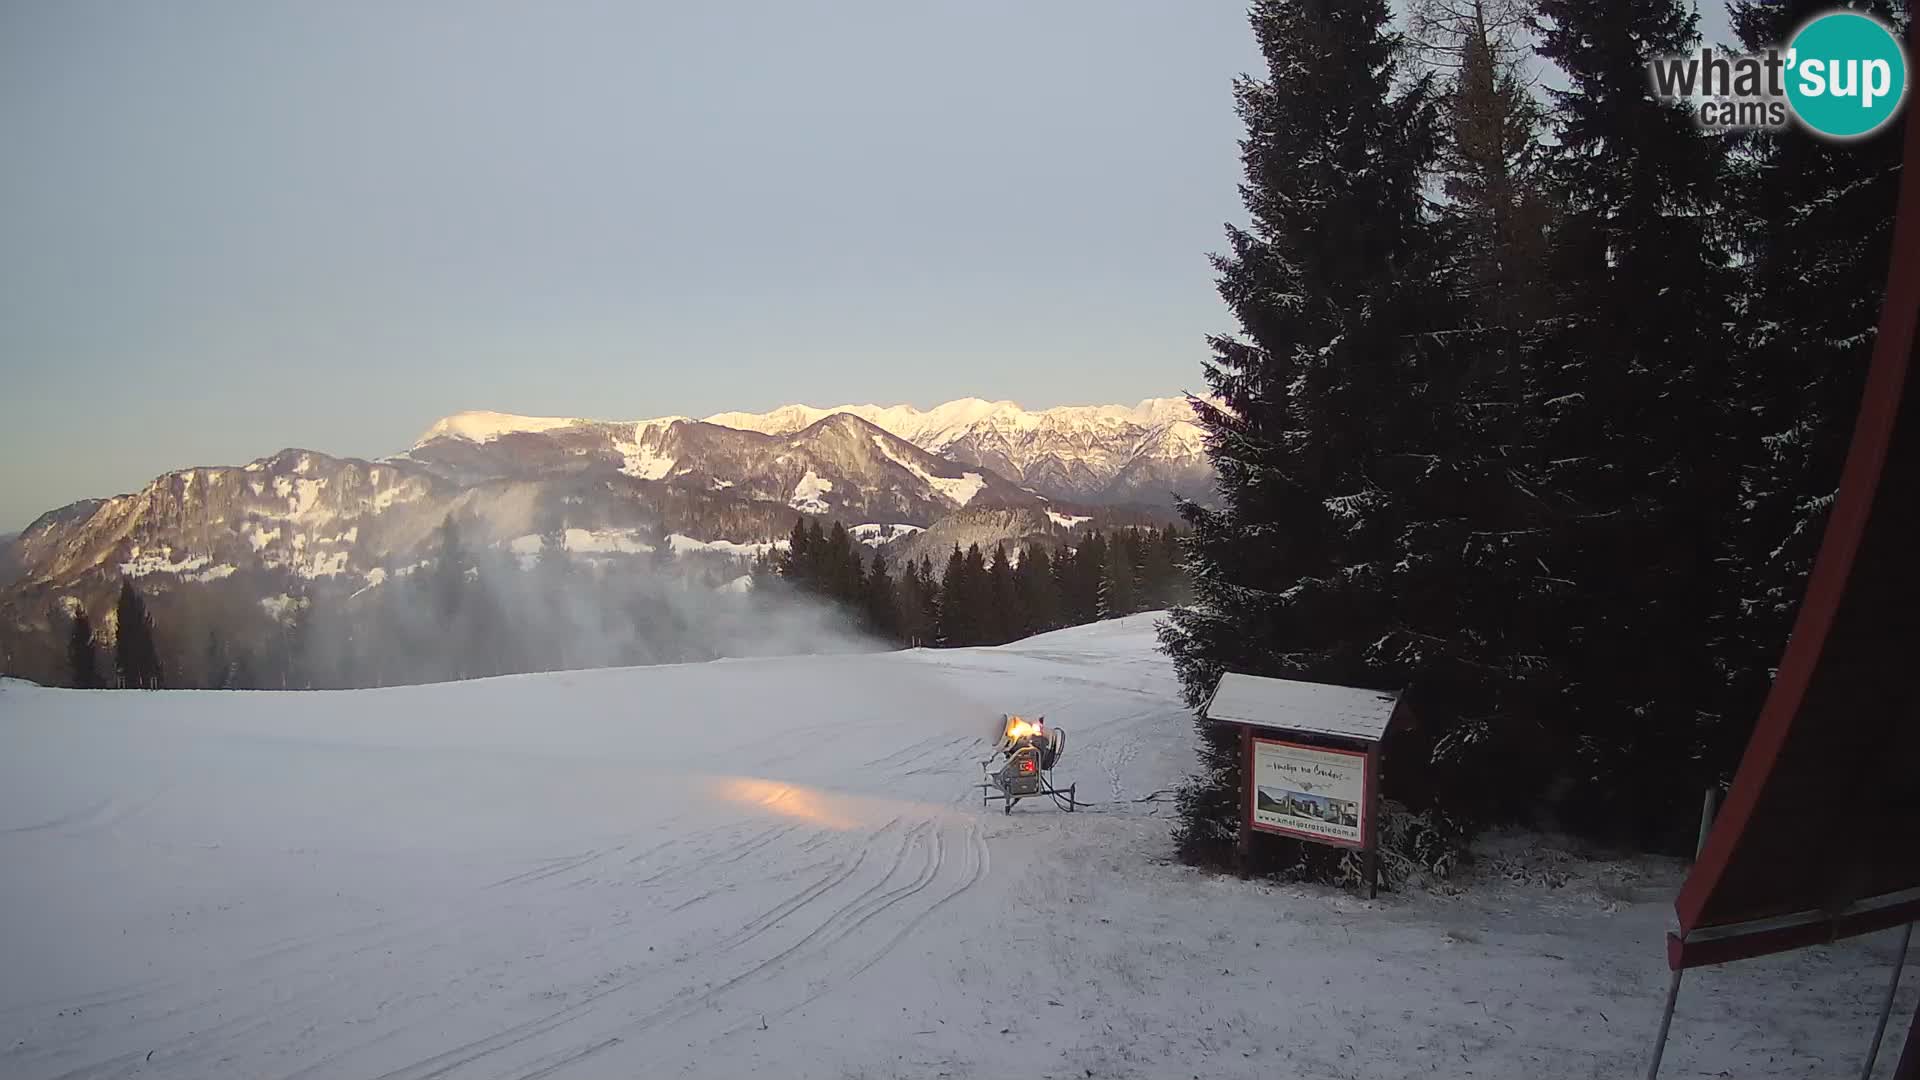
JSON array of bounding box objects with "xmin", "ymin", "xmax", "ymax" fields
[{"xmin": 978, "ymin": 714, "xmax": 1075, "ymax": 814}]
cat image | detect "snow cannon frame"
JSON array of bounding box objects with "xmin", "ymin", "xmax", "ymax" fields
[{"xmin": 978, "ymin": 714, "xmax": 1075, "ymax": 814}]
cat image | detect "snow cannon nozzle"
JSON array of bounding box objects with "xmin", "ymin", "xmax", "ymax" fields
[{"xmin": 980, "ymin": 713, "xmax": 1074, "ymax": 814}]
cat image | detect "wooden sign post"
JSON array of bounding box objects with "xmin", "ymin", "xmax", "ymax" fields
[{"xmin": 1205, "ymin": 673, "xmax": 1409, "ymax": 899}]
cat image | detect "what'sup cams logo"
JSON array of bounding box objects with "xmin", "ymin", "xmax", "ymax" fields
[{"xmin": 1649, "ymin": 10, "xmax": 1908, "ymax": 139}]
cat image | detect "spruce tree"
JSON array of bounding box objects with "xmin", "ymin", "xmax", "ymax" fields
[
  {"xmin": 865, "ymin": 551, "xmax": 899, "ymax": 642},
  {"xmin": 750, "ymin": 549, "xmax": 780, "ymax": 592},
  {"xmin": 1066, "ymin": 531, "xmax": 1105, "ymax": 625},
  {"xmin": 67, "ymin": 608, "xmax": 100, "ymax": 689},
  {"xmin": 1720, "ymin": 0, "xmax": 1910, "ymax": 766},
  {"xmin": 823, "ymin": 522, "xmax": 857, "ymax": 607},
  {"xmin": 1533, "ymin": 0, "xmax": 1742, "ymax": 841},
  {"xmin": 1049, "ymin": 543, "xmax": 1076, "ymax": 625},
  {"xmin": 1134, "ymin": 527, "xmax": 1170, "ymax": 609},
  {"xmin": 1342, "ymin": 0, "xmax": 1562, "ymax": 825},
  {"xmin": 1098, "ymin": 536, "xmax": 1137, "ymax": 619},
  {"xmin": 432, "ymin": 514, "xmax": 471, "ymax": 621},
  {"xmin": 986, "ymin": 543, "xmax": 1016, "ymax": 644},
  {"xmin": 1158, "ymin": 0, "xmax": 1444, "ymax": 866},
  {"xmin": 202, "ymin": 629, "xmax": 231, "ymax": 690},
  {"xmin": 1411, "ymin": 0, "xmax": 1548, "ymax": 324},
  {"xmin": 781, "ymin": 517, "xmax": 813, "ymax": 587},
  {"xmin": 894, "ymin": 557, "xmax": 927, "ymax": 646},
  {"xmin": 916, "ymin": 556, "xmax": 939, "ymax": 644},
  {"xmin": 430, "ymin": 514, "xmax": 475, "ymax": 681},
  {"xmin": 804, "ymin": 521, "xmax": 827, "ymax": 585},
  {"xmin": 1015, "ymin": 545, "xmax": 1058, "ymax": 637},
  {"xmin": 936, "ymin": 546, "xmax": 969, "ymax": 646},
  {"xmin": 113, "ymin": 580, "xmax": 164, "ymax": 689},
  {"xmin": 845, "ymin": 541, "xmax": 866, "ymax": 612},
  {"xmin": 961, "ymin": 543, "xmax": 989, "ymax": 645}
]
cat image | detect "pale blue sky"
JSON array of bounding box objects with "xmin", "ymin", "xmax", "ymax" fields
[
  {"xmin": 0, "ymin": 1, "xmax": 1269, "ymax": 529},
  {"xmin": 0, "ymin": 2, "xmax": 1733, "ymax": 531}
]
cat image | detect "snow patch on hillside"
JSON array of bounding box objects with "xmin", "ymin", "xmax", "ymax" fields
[
  {"xmin": 351, "ymin": 567, "xmax": 388, "ymax": 598},
  {"xmin": 297, "ymin": 551, "xmax": 351, "ymax": 579},
  {"xmin": 790, "ymin": 470, "xmax": 834, "ymax": 513},
  {"xmin": 372, "ymin": 484, "xmax": 422, "ymax": 513},
  {"xmin": 848, "ymin": 523, "xmax": 924, "ymax": 546},
  {"xmin": 930, "ymin": 471, "xmax": 985, "ymax": 506},
  {"xmin": 119, "ymin": 547, "xmax": 211, "ymax": 578},
  {"xmin": 1047, "ymin": 510, "xmax": 1092, "ymax": 528},
  {"xmin": 614, "ymin": 423, "xmax": 678, "ymax": 480},
  {"xmin": 665, "ymin": 534, "xmax": 785, "ymax": 558},
  {"xmin": 869, "ymin": 435, "xmax": 986, "ymax": 507},
  {"xmin": 563, "ymin": 528, "xmax": 654, "ymax": 554},
  {"xmin": 258, "ymin": 593, "xmax": 306, "ymax": 622}
]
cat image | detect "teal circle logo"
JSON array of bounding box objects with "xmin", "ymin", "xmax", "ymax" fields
[{"xmin": 1786, "ymin": 12, "xmax": 1908, "ymax": 139}]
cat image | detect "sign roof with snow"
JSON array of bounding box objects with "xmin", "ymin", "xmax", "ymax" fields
[{"xmin": 1202, "ymin": 672, "xmax": 1401, "ymax": 743}]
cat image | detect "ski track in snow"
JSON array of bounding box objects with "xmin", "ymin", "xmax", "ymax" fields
[{"xmin": 2, "ymin": 614, "xmax": 1913, "ymax": 1079}]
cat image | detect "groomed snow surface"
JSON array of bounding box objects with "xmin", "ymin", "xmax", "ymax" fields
[{"xmin": 2, "ymin": 615, "xmax": 1911, "ymax": 1079}]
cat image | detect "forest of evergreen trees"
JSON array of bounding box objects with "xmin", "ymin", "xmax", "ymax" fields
[
  {"xmin": 1160, "ymin": 0, "xmax": 1908, "ymax": 877},
  {"xmin": 63, "ymin": 580, "xmax": 164, "ymax": 690},
  {"xmin": 765, "ymin": 517, "xmax": 1191, "ymax": 647}
]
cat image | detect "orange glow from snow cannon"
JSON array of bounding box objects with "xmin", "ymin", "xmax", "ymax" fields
[{"xmin": 1003, "ymin": 715, "xmax": 1043, "ymax": 741}]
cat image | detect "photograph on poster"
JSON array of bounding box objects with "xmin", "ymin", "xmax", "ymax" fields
[{"xmin": 1250, "ymin": 738, "xmax": 1368, "ymax": 846}]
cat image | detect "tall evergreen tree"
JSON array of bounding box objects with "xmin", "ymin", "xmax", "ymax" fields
[
  {"xmin": 823, "ymin": 522, "xmax": 858, "ymax": 607},
  {"xmin": 915, "ymin": 555, "xmax": 939, "ymax": 644},
  {"xmin": 1049, "ymin": 543, "xmax": 1076, "ymax": 626},
  {"xmin": 1158, "ymin": 0, "xmax": 1444, "ymax": 866},
  {"xmin": 1410, "ymin": 0, "xmax": 1549, "ymax": 325},
  {"xmin": 1532, "ymin": 0, "xmax": 1743, "ymax": 840},
  {"xmin": 113, "ymin": 580, "xmax": 164, "ymax": 689},
  {"xmin": 750, "ymin": 549, "xmax": 780, "ymax": 593},
  {"xmin": 1720, "ymin": 0, "xmax": 1910, "ymax": 765},
  {"xmin": 535, "ymin": 530, "xmax": 576, "ymax": 670},
  {"xmin": 894, "ymin": 556, "xmax": 929, "ymax": 646},
  {"xmin": 936, "ymin": 546, "xmax": 969, "ymax": 646},
  {"xmin": 67, "ymin": 607, "xmax": 100, "ymax": 689},
  {"xmin": 865, "ymin": 550, "xmax": 899, "ymax": 642},
  {"xmin": 986, "ymin": 543, "xmax": 1017, "ymax": 644},
  {"xmin": 432, "ymin": 514, "xmax": 472, "ymax": 620},
  {"xmin": 430, "ymin": 514, "xmax": 475, "ymax": 681},
  {"xmin": 1098, "ymin": 535, "xmax": 1138, "ymax": 619},
  {"xmin": 961, "ymin": 543, "xmax": 989, "ymax": 645},
  {"xmin": 1014, "ymin": 544, "xmax": 1059, "ymax": 637},
  {"xmin": 1063, "ymin": 531, "xmax": 1106, "ymax": 625},
  {"xmin": 781, "ymin": 517, "xmax": 814, "ymax": 586},
  {"xmin": 1334, "ymin": 0, "xmax": 1564, "ymax": 824},
  {"xmin": 804, "ymin": 520, "xmax": 827, "ymax": 586},
  {"xmin": 202, "ymin": 628, "xmax": 232, "ymax": 690}
]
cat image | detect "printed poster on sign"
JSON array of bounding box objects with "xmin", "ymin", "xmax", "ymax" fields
[{"xmin": 1250, "ymin": 738, "xmax": 1368, "ymax": 848}]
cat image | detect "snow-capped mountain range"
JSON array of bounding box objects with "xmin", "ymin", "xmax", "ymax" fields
[
  {"xmin": 414, "ymin": 397, "xmax": 1210, "ymax": 506},
  {"xmin": 0, "ymin": 397, "xmax": 1212, "ymax": 642}
]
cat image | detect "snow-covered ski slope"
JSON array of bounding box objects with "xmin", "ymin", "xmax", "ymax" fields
[{"xmin": 1, "ymin": 614, "xmax": 1910, "ymax": 1079}]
